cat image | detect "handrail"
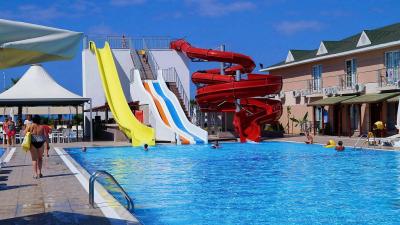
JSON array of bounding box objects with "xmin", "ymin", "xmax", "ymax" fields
[
  {"xmin": 144, "ymin": 49, "xmax": 159, "ymax": 80},
  {"xmin": 130, "ymin": 50, "xmax": 146, "ymax": 80},
  {"xmin": 353, "ymin": 134, "xmax": 368, "ymax": 150},
  {"xmin": 84, "ymin": 35, "xmax": 173, "ymax": 50},
  {"xmin": 89, "ymin": 170, "xmax": 134, "ymax": 211},
  {"xmin": 161, "ymin": 67, "xmax": 191, "ymax": 116}
]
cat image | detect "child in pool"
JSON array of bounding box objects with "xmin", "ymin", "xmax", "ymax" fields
[
  {"xmin": 211, "ymin": 141, "xmax": 220, "ymax": 149},
  {"xmin": 305, "ymin": 131, "xmax": 313, "ymax": 144},
  {"xmin": 335, "ymin": 141, "xmax": 345, "ymax": 151}
]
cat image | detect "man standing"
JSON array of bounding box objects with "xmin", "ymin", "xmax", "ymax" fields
[{"xmin": 24, "ymin": 115, "xmax": 32, "ymax": 129}]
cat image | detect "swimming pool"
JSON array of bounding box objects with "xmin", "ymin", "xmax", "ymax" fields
[
  {"xmin": 0, "ymin": 148, "xmax": 5, "ymax": 158},
  {"xmin": 66, "ymin": 142, "xmax": 400, "ymax": 224}
]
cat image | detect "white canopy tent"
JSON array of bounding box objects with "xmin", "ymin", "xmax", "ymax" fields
[
  {"xmin": 0, "ymin": 64, "xmax": 92, "ymax": 141},
  {"xmin": 0, "ymin": 19, "xmax": 82, "ymax": 68}
]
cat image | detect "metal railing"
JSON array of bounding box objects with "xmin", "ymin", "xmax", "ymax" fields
[
  {"xmin": 162, "ymin": 67, "xmax": 191, "ymax": 115},
  {"xmin": 89, "ymin": 170, "xmax": 134, "ymax": 211},
  {"xmin": 130, "ymin": 50, "xmax": 147, "ymax": 80},
  {"xmin": 146, "ymin": 49, "xmax": 159, "ymax": 79},
  {"xmin": 338, "ymin": 73, "xmax": 358, "ymax": 90},
  {"xmin": 84, "ymin": 35, "xmax": 173, "ymax": 50},
  {"xmin": 306, "ymin": 79, "xmax": 323, "ymax": 93},
  {"xmin": 377, "ymin": 67, "xmax": 400, "ymax": 87},
  {"xmin": 353, "ymin": 134, "xmax": 369, "ymax": 150}
]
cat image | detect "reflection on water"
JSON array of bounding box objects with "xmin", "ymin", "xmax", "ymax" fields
[{"xmin": 66, "ymin": 143, "xmax": 400, "ymax": 225}]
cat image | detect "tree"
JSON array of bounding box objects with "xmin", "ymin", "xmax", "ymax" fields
[
  {"xmin": 286, "ymin": 106, "xmax": 292, "ymax": 134},
  {"xmin": 5, "ymin": 77, "xmax": 20, "ymax": 90},
  {"xmin": 290, "ymin": 112, "xmax": 309, "ymax": 134}
]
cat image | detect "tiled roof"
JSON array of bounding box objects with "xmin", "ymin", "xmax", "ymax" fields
[{"xmin": 268, "ymin": 22, "xmax": 400, "ymax": 69}]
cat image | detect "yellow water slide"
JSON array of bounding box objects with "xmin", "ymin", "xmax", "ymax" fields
[{"xmin": 90, "ymin": 41, "xmax": 155, "ymax": 146}]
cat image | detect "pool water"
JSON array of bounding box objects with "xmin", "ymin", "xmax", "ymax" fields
[
  {"xmin": 66, "ymin": 142, "xmax": 400, "ymax": 224},
  {"xmin": 0, "ymin": 148, "xmax": 5, "ymax": 158}
]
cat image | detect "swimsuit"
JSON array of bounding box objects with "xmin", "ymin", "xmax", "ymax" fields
[{"xmin": 31, "ymin": 134, "xmax": 45, "ymax": 149}]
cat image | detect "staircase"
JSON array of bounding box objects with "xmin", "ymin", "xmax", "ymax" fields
[
  {"xmin": 167, "ymin": 82, "xmax": 190, "ymax": 119},
  {"xmin": 131, "ymin": 50, "xmax": 155, "ymax": 80}
]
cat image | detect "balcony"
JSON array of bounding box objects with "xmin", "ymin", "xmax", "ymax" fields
[
  {"xmin": 305, "ymin": 79, "xmax": 323, "ymax": 96},
  {"xmin": 337, "ymin": 73, "xmax": 362, "ymax": 94},
  {"xmin": 377, "ymin": 68, "xmax": 400, "ymax": 91}
]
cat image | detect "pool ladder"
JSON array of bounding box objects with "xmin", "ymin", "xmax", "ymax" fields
[
  {"xmin": 353, "ymin": 134, "xmax": 370, "ymax": 150},
  {"xmin": 89, "ymin": 170, "xmax": 134, "ymax": 211}
]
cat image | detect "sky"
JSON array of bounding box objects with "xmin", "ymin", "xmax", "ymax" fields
[{"xmin": 1, "ymin": 0, "xmax": 400, "ymax": 98}]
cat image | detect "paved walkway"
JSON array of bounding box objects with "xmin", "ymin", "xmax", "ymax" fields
[{"xmin": 0, "ymin": 146, "xmax": 128, "ymax": 224}]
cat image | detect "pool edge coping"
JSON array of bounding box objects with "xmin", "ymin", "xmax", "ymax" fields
[
  {"xmin": 266, "ymin": 139, "xmax": 399, "ymax": 152},
  {"xmin": 54, "ymin": 147, "xmax": 141, "ymax": 225},
  {"xmin": 0, "ymin": 147, "xmax": 16, "ymax": 167}
]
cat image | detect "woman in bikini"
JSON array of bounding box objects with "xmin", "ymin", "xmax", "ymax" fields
[{"xmin": 25, "ymin": 115, "xmax": 46, "ymax": 179}]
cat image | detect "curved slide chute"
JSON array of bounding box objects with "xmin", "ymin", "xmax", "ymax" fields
[
  {"xmin": 171, "ymin": 39, "xmax": 282, "ymax": 142},
  {"xmin": 155, "ymin": 74, "xmax": 208, "ymax": 144},
  {"xmin": 90, "ymin": 42, "xmax": 155, "ymax": 146},
  {"xmin": 143, "ymin": 81, "xmax": 191, "ymax": 144}
]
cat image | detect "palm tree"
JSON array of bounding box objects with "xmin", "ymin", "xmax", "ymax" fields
[
  {"xmin": 290, "ymin": 112, "xmax": 309, "ymax": 134},
  {"xmin": 5, "ymin": 77, "xmax": 20, "ymax": 90}
]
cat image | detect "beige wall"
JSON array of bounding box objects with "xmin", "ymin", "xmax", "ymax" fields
[{"xmin": 270, "ymin": 45, "xmax": 400, "ymax": 135}]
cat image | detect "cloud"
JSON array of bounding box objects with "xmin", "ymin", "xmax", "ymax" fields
[
  {"xmin": 186, "ymin": 0, "xmax": 256, "ymax": 17},
  {"xmin": 1, "ymin": 1, "xmax": 102, "ymax": 23},
  {"xmin": 275, "ymin": 20, "xmax": 323, "ymax": 35},
  {"xmin": 110, "ymin": 0, "xmax": 146, "ymax": 6},
  {"xmin": 320, "ymin": 10, "xmax": 351, "ymax": 17},
  {"xmin": 86, "ymin": 24, "xmax": 117, "ymax": 35}
]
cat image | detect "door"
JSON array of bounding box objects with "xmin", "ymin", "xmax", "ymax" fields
[
  {"xmin": 370, "ymin": 103, "xmax": 381, "ymax": 130},
  {"xmin": 312, "ymin": 65, "xmax": 322, "ymax": 92},
  {"xmin": 345, "ymin": 59, "xmax": 357, "ymax": 88},
  {"xmin": 350, "ymin": 104, "xmax": 360, "ymax": 131},
  {"xmin": 385, "ymin": 51, "xmax": 400, "ymax": 85}
]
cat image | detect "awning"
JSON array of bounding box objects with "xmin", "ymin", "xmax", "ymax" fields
[
  {"xmin": 0, "ymin": 19, "xmax": 82, "ymax": 69},
  {"xmin": 308, "ymin": 95, "xmax": 357, "ymax": 106},
  {"xmin": 387, "ymin": 95, "xmax": 400, "ymax": 103},
  {"xmin": 341, "ymin": 92, "xmax": 400, "ymax": 104},
  {"xmin": 0, "ymin": 65, "xmax": 89, "ymax": 106}
]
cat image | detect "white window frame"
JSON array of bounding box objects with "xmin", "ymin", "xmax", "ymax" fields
[
  {"xmin": 311, "ymin": 64, "xmax": 322, "ymax": 92},
  {"xmin": 344, "ymin": 58, "xmax": 357, "ymax": 88},
  {"xmin": 384, "ymin": 50, "xmax": 400, "ymax": 85}
]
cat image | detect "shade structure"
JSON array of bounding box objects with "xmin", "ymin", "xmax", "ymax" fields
[
  {"xmin": 341, "ymin": 92, "xmax": 400, "ymax": 104},
  {"xmin": 0, "ymin": 19, "xmax": 82, "ymax": 69},
  {"xmin": 0, "ymin": 64, "xmax": 89, "ymax": 106},
  {"xmin": 308, "ymin": 95, "xmax": 357, "ymax": 106}
]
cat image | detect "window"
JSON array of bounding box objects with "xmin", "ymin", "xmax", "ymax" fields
[
  {"xmin": 312, "ymin": 65, "xmax": 322, "ymax": 92},
  {"xmin": 385, "ymin": 51, "xmax": 400, "ymax": 85},
  {"xmin": 345, "ymin": 59, "xmax": 357, "ymax": 88}
]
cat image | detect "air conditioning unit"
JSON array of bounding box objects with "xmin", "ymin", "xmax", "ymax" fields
[
  {"xmin": 355, "ymin": 83, "xmax": 365, "ymax": 92},
  {"xmin": 279, "ymin": 91, "xmax": 285, "ymax": 99},
  {"xmin": 323, "ymin": 88, "xmax": 333, "ymax": 96},
  {"xmin": 331, "ymin": 87, "xmax": 339, "ymax": 96},
  {"xmin": 292, "ymin": 90, "xmax": 300, "ymax": 98},
  {"xmin": 301, "ymin": 89, "xmax": 310, "ymax": 97}
]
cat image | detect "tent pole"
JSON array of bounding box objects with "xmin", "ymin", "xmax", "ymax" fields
[
  {"xmin": 82, "ymin": 103, "xmax": 85, "ymax": 141},
  {"xmin": 90, "ymin": 100, "xmax": 93, "ymax": 142},
  {"xmin": 75, "ymin": 106, "xmax": 78, "ymax": 142}
]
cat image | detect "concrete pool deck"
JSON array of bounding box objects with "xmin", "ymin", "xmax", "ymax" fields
[
  {"xmin": 0, "ymin": 144, "xmax": 139, "ymax": 224},
  {"xmin": 0, "ymin": 136, "xmax": 396, "ymax": 223}
]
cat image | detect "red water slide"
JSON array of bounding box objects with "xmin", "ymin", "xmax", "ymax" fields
[{"xmin": 170, "ymin": 39, "xmax": 282, "ymax": 142}]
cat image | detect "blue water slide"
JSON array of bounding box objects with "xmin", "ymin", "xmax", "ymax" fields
[{"xmin": 152, "ymin": 82, "xmax": 204, "ymax": 144}]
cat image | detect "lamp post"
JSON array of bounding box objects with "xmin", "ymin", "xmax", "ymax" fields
[{"xmin": 3, "ymin": 72, "xmax": 5, "ymax": 91}]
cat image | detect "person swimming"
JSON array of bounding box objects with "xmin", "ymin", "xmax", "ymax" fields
[
  {"xmin": 305, "ymin": 131, "xmax": 313, "ymax": 144},
  {"xmin": 144, "ymin": 144, "xmax": 149, "ymax": 151},
  {"xmin": 335, "ymin": 141, "xmax": 345, "ymax": 151},
  {"xmin": 211, "ymin": 141, "xmax": 220, "ymax": 149},
  {"xmin": 81, "ymin": 147, "xmax": 87, "ymax": 152}
]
